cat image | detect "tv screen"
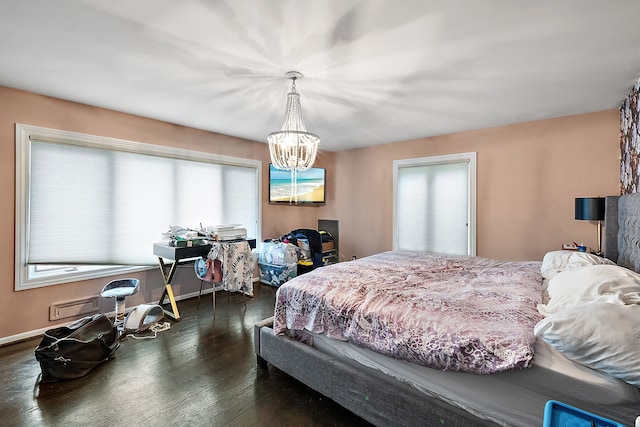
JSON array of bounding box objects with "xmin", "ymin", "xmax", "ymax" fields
[{"xmin": 269, "ymin": 164, "xmax": 326, "ymax": 204}]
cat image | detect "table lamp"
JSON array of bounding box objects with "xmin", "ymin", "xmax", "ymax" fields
[{"xmin": 575, "ymin": 197, "xmax": 605, "ymax": 254}]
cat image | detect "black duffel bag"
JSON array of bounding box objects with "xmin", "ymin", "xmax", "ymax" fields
[{"xmin": 35, "ymin": 313, "xmax": 120, "ymax": 382}]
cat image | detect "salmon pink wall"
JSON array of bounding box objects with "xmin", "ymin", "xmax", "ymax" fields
[
  {"xmin": 0, "ymin": 86, "xmax": 329, "ymax": 341},
  {"xmin": 264, "ymin": 150, "xmax": 338, "ymax": 238},
  {"xmin": 333, "ymin": 110, "xmax": 620, "ymax": 262},
  {"xmin": 0, "ymin": 85, "xmax": 620, "ymax": 342}
]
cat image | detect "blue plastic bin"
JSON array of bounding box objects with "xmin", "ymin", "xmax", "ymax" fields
[
  {"xmin": 543, "ymin": 400, "xmax": 625, "ymax": 427},
  {"xmin": 258, "ymin": 262, "xmax": 297, "ymax": 287}
]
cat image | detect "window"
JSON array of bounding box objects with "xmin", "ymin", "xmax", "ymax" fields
[
  {"xmin": 15, "ymin": 124, "xmax": 261, "ymax": 290},
  {"xmin": 393, "ymin": 152, "xmax": 476, "ymax": 256}
]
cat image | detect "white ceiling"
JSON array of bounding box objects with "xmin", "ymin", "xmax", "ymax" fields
[{"xmin": 1, "ymin": 0, "xmax": 640, "ymax": 152}]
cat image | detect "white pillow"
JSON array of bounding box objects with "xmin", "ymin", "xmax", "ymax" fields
[
  {"xmin": 538, "ymin": 264, "xmax": 640, "ymax": 316},
  {"xmin": 540, "ymin": 250, "xmax": 615, "ymax": 280},
  {"xmin": 534, "ymin": 303, "xmax": 640, "ymax": 387}
]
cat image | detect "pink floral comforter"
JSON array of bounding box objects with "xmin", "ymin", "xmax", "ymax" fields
[{"xmin": 273, "ymin": 251, "xmax": 543, "ymax": 374}]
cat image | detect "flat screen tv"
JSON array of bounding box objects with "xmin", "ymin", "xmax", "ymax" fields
[{"xmin": 269, "ymin": 164, "xmax": 326, "ymax": 204}]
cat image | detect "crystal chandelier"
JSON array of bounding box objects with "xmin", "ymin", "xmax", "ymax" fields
[{"xmin": 267, "ymin": 71, "xmax": 320, "ymax": 203}]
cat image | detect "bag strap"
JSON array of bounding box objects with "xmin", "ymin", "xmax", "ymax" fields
[
  {"xmin": 68, "ymin": 314, "xmax": 114, "ymax": 341},
  {"xmin": 98, "ymin": 333, "xmax": 120, "ymax": 355}
]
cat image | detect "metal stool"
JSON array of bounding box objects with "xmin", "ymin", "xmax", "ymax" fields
[
  {"xmin": 100, "ymin": 278, "xmax": 140, "ymax": 335},
  {"xmin": 195, "ymin": 257, "xmax": 218, "ymax": 317},
  {"xmin": 194, "ymin": 257, "xmax": 245, "ymax": 318}
]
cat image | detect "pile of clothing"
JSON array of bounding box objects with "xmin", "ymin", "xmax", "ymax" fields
[{"xmin": 279, "ymin": 229, "xmax": 323, "ymax": 269}]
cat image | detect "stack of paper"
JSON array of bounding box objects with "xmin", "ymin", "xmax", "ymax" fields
[{"xmin": 210, "ymin": 225, "xmax": 247, "ymax": 241}]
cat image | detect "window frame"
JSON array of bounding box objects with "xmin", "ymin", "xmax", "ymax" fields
[
  {"xmin": 15, "ymin": 123, "xmax": 261, "ymax": 290},
  {"xmin": 392, "ymin": 152, "xmax": 476, "ymax": 256}
]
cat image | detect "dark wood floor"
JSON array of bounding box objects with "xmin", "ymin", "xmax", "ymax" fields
[{"xmin": 0, "ymin": 284, "xmax": 373, "ymax": 427}]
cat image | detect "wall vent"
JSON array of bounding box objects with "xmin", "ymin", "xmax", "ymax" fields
[{"xmin": 50, "ymin": 296, "xmax": 100, "ymax": 321}]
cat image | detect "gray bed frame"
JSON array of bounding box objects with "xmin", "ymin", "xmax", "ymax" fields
[
  {"xmin": 254, "ymin": 194, "xmax": 637, "ymax": 427},
  {"xmin": 254, "ymin": 317, "xmax": 494, "ymax": 426}
]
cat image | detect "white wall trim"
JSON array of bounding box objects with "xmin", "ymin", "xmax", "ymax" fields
[
  {"xmin": 392, "ymin": 152, "xmax": 477, "ymax": 256},
  {"xmin": 14, "ymin": 123, "xmax": 262, "ymax": 290},
  {"xmin": 0, "ymin": 289, "xmax": 223, "ymax": 346}
]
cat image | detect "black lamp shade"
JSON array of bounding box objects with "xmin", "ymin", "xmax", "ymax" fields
[{"xmin": 575, "ymin": 197, "xmax": 605, "ymax": 221}]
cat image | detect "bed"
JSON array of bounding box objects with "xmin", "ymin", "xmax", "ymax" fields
[{"xmin": 254, "ymin": 194, "xmax": 640, "ymax": 426}]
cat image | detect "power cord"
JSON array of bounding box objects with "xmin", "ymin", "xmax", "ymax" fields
[{"xmin": 127, "ymin": 321, "xmax": 171, "ymax": 340}]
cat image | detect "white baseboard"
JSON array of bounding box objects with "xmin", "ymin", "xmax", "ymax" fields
[
  {"xmin": 0, "ymin": 324, "xmax": 70, "ymax": 347},
  {"xmin": 0, "ymin": 282, "xmax": 259, "ymax": 347}
]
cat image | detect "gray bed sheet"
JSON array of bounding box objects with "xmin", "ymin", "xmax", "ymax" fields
[{"xmin": 309, "ymin": 331, "xmax": 640, "ymax": 426}]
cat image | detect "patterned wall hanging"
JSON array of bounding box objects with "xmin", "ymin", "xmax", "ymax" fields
[{"xmin": 621, "ymin": 78, "xmax": 640, "ymax": 195}]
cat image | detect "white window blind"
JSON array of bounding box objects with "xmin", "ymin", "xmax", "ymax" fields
[
  {"xmin": 17, "ymin": 125, "xmax": 261, "ymax": 282},
  {"xmin": 394, "ymin": 153, "xmax": 476, "ymax": 256}
]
